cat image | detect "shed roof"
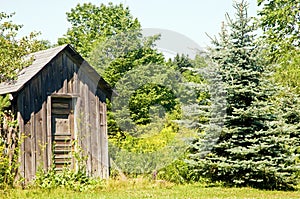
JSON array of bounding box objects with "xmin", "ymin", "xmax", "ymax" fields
[{"xmin": 0, "ymin": 44, "xmax": 113, "ymax": 97}]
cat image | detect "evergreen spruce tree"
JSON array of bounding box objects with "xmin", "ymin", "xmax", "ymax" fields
[{"xmin": 189, "ymin": 1, "xmax": 299, "ymax": 190}]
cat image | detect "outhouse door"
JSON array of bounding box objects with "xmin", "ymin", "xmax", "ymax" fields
[{"xmin": 51, "ymin": 97, "xmax": 74, "ymax": 171}]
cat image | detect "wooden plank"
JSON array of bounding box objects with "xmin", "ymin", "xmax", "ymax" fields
[
  {"xmin": 58, "ymin": 55, "xmax": 63, "ymax": 94},
  {"xmin": 51, "ymin": 108, "xmax": 70, "ymax": 115},
  {"xmin": 69, "ymin": 105, "xmax": 75, "ymax": 168},
  {"xmin": 23, "ymin": 85, "xmax": 34, "ymax": 182},
  {"xmin": 73, "ymin": 63, "xmax": 79, "ymax": 94},
  {"xmin": 99, "ymin": 101, "xmax": 105, "ymax": 178},
  {"xmin": 35, "ymin": 110, "xmax": 43, "ymax": 170},
  {"xmin": 52, "ymin": 102, "xmax": 69, "ymax": 109},
  {"xmin": 68, "ymin": 78, "xmax": 74, "ymax": 94},
  {"xmin": 94, "ymin": 97, "xmax": 101, "ymax": 177},
  {"xmin": 49, "ymin": 61, "xmax": 57, "ymax": 93},
  {"xmin": 77, "ymin": 81, "xmax": 86, "ymax": 171},
  {"xmin": 30, "ymin": 112, "xmax": 36, "ymax": 178},
  {"xmin": 90, "ymin": 92, "xmax": 98, "ymax": 176},
  {"xmin": 46, "ymin": 96, "xmax": 52, "ymax": 169},
  {"xmin": 84, "ymin": 84, "xmax": 92, "ymax": 175},
  {"xmin": 24, "ymin": 121, "xmax": 32, "ymax": 182},
  {"xmin": 54, "ymin": 55, "xmax": 63, "ymax": 94},
  {"xmin": 73, "ymin": 96, "xmax": 80, "ymax": 171},
  {"xmin": 72, "ymin": 61, "xmax": 77, "ymax": 85},
  {"xmin": 41, "ymin": 101, "xmax": 48, "ymax": 169},
  {"xmin": 51, "ymin": 93, "xmax": 79, "ymax": 98},
  {"xmin": 53, "ymin": 134, "xmax": 72, "ymax": 140},
  {"xmin": 101, "ymin": 102, "xmax": 109, "ymax": 179},
  {"xmin": 33, "ymin": 76, "xmax": 42, "ymax": 171},
  {"xmin": 45, "ymin": 65, "xmax": 52, "ymax": 94},
  {"xmin": 39, "ymin": 68, "xmax": 48, "ymax": 169},
  {"xmin": 100, "ymin": 101, "xmax": 104, "ymax": 125},
  {"xmin": 17, "ymin": 94, "xmax": 25, "ymax": 181},
  {"xmin": 63, "ymin": 54, "xmax": 68, "ymax": 94},
  {"xmin": 63, "ymin": 80, "xmax": 68, "ymax": 94},
  {"xmin": 67, "ymin": 55, "xmax": 74, "ymax": 93}
]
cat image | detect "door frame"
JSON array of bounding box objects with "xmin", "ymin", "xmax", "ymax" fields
[{"xmin": 46, "ymin": 94, "xmax": 78, "ymax": 169}]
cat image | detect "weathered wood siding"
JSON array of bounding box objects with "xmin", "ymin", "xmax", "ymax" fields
[{"xmin": 16, "ymin": 51, "xmax": 108, "ymax": 182}]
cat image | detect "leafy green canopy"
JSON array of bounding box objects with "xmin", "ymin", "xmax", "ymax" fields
[
  {"xmin": 60, "ymin": 2, "xmax": 208, "ymax": 177},
  {"xmin": 92, "ymin": 33, "xmax": 190, "ymax": 175},
  {"xmin": 258, "ymin": 0, "xmax": 299, "ymax": 59},
  {"xmin": 88, "ymin": 31, "xmax": 170, "ymax": 134},
  {"xmin": 58, "ymin": 2, "xmax": 174, "ymax": 127},
  {"xmin": 257, "ymin": 0, "xmax": 300, "ymax": 89},
  {"xmin": 0, "ymin": 12, "xmax": 48, "ymax": 82},
  {"xmin": 58, "ymin": 2, "xmax": 172, "ymax": 140},
  {"xmin": 189, "ymin": 1, "xmax": 299, "ymax": 190},
  {"xmin": 58, "ymin": 2, "xmax": 141, "ymax": 58}
]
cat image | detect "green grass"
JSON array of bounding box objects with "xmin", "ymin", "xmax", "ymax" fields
[{"xmin": 2, "ymin": 179, "xmax": 300, "ymax": 199}]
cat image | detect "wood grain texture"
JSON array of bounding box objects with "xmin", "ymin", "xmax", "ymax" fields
[{"xmin": 12, "ymin": 48, "xmax": 110, "ymax": 182}]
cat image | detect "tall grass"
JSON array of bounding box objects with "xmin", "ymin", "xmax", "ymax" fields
[{"xmin": 2, "ymin": 178, "xmax": 300, "ymax": 199}]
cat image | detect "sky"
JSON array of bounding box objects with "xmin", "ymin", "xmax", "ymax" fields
[{"xmin": 1, "ymin": 0, "xmax": 258, "ymax": 48}]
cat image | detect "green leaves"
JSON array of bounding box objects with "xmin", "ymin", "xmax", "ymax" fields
[
  {"xmin": 258, "ymin": 0, "xmax": 300, "ymax": 90},
  {"xmin": 58, "ymin": 2, "xmax": 141, "ymax": 58},
  {"xmin": 0, "ymin": 95, "xmax": 10, "ymax": 113},
  {"xmin": 129, "ymin": 84, "xmax": 179, "ymax": 125},
  {"xmin": 258, "ymin": 0, "xmax": 299, "ymax": 51},
  {"xmin": 0, "ymin": 12, "xmax": 50, "ymax": 83}
]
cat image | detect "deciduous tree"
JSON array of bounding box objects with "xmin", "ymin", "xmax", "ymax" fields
[
  {"xmin": 58, "ymin": 2, "xmax": 141, "ymax": 58},
  {"xmin": 257, "ymin": 0, "xmax": 300, "ymax": 89}
]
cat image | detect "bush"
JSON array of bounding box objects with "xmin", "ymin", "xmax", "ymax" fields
[
  {"xmin": 0, "ymin": 95, "xmax": 20, "ymax": 188},
  {"xmin": 34, "ymin": 165, "xmax": 103, "ymax": 191},
  {"xmin": 34, "ymin": 144, "xmax": 104, "ymax": 191}
]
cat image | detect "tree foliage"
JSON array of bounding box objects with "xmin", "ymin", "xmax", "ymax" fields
[
  {"xmin": 0, "ymin": 12, "xmax": 49, "ymax": 82},
  {"xmin": 257, "ymin": 0, "xmax": 300, "ymax": 89},
  {"xmin": 58, "ymin": 2, "xmax": 141, "ymax": 58},
  {"xmin": 88, "ymin": 28, "xmax": 197, "ymax": 176},
  {"xmin": 258, "ymin": 0, "xmax": 299, "ymax": 58},
  {"xmin": 90, "ymin": 33, "xmax": 165, "ymax": 87},
  {"xmin": 189, "ymin": 1, "xmax": 299, "ymax": 190},
  {"xmin": 88, "ymin": 30, "xmax": 170, "ymax": 135}
]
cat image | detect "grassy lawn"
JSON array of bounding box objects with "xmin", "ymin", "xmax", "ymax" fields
[{"xmin": 2, "ymin": 179, "xmax": 300, "ymax": 199}]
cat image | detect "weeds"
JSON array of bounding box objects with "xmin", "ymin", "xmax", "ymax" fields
[
  {"xmin": 33, "ymin": 141, "xmax": 104, "ymax": 191},
  {"xmin": 34, "ymin": 165, "xmax": 103, "ymax": 191},
  {"xmin": 0, "ymin": 97, "xmax": 21, "ymax": 188}
]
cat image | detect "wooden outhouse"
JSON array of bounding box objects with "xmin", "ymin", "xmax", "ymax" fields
[{"xmin": 0, "ymin": 44, "xmax": 112, "ymax": 182}]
